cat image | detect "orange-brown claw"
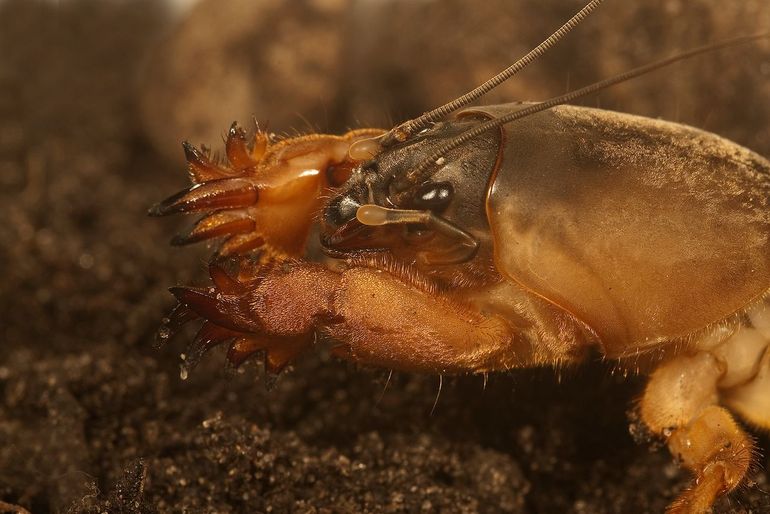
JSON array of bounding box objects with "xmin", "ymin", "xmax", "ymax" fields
[
  {"xmin": 170, "ymin": 262, "xmax": 315, "ymax": 375},
  {"xmin": 169, "ymin": 285, "xmax": 248, "ymax": 332},
  {"xmin": 250, "ymin": 126, "xmax": 269, "ymax": 162},
  {"xmin": 226, "ymin": 337, "xmax": 261, "ymax": 369},
  {"xmin": 182, "ymin": 320, "xmax": 239, "ymax": 372},
  {"xmin": 182, "ymin": 141, "xmax": 232, "ymax": 183},
  {"xmin": 224, "ymin": 335, "xmax": 310, "ymax": 374},
  {"xmin": 171, "ymin": 211, "xmax": 256, "ymax": 246},
  {"xmin": 225, "ymin": 122, "xmax": 257, "ymax": 171},
  {"xmin": 153, "ymin": 124, "xmax": 386, "ymax": 261},
  {"xmin": 169, "ymin": 262, "xmax": 255, "ymax": 331},
  {"xmin": 262, "ymin": 336, "xmax": 313, "ymax": 374},
  {"xmin": 149, "ymin": 178, "xmax": 258, "ymax": 217},
  {"xmin": 155, "ymin": 302, "xmax": 198, "ymax": 348},
  {"xmin": 207, "ymin": 261, "xmax": 245, "ymax": 294},
  {"xmin": 217, "ymin": 233, "xmax": 266, "ymax": 258}
]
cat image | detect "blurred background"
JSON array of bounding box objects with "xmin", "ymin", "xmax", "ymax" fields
[{"xmin": 1, "ymin": 0, "xmax": 769, "ymax": 512}]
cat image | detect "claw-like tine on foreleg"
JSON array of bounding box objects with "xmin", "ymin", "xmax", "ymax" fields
[
  {"xmin": 217, "ymin": 233, "xmax": 266, "ymax": 258},
  {"xmin": 251, "ymin": 129, "xmax": 269, "ymax": 163},
  {"xmin": 225, "ymin": 122, "xmax": 257, "ymax": 170},
  {"xmin": 223, "ymin": 335, "xmax": 311, "ymax": 374},
  {"xmin": 155, "ymin": 302, "xmax": 198, "ymax": 348},
  {"xmin": 148, "ymin": 178, "xmax": 258, "ymax": 216},
  {"xmin": 264, "ymin": 336, "xmax": 310, "ymax": 374},
  {"xmin": 169, "ymin": 286, "xmax": 248, "ymax": 331},
  {"xmin": 182, "ymin": 141, "xmax": 233, "ymax": 183},
  {"xmin": 225, "ymin": 337, "xmax": 263, "ymax": 369},
  {"xmin": 171, "ymin": 211, "xmax": 255, "ymax": 246},
  {"xmin": 208, "ymin": 261, "xmax": 245, "ymax": 295},
  {"xmin": 182, "ymin": 321, "xmax": 238, "ymax": 373}
]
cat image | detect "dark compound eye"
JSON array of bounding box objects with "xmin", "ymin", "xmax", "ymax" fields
[{"xmin": 412, "ymin": 181, "xmax": 454, "ymax": 212}]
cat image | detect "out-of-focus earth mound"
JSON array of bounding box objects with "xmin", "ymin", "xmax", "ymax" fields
[{"xmin": 1, "ymin": 0, "xmax": 769, "ymax": 512}]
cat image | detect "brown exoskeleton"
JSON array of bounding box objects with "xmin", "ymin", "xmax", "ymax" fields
[{"xmin": 151, "ymin": 1, "xmax": 770, "ymax": 512}]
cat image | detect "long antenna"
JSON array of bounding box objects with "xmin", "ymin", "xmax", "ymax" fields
[
  {"xmin": 381, "ymin": 0, "xmax": 605, "ymax": 146},
  {"xmin": 399, "ymin": 34, "xmax": 769, "ymax": 188}
]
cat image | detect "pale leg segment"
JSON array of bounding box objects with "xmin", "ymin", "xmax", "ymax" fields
[
  {"xmin": 721, "ymin": 304, "xmax": 770, "ymax": 429},
  {"xmin": 640, "ymin": 352, "xmax": 754, "ymax": 514}
]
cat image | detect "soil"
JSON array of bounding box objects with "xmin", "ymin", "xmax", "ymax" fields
[{"xmin": 1, "ymin": 1, "xmax": 769, "ymax": 513}]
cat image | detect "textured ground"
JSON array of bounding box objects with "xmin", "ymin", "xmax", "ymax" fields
[{"xmin": 1, "ymin": 0, "xmax": 769, "ymax": 513}]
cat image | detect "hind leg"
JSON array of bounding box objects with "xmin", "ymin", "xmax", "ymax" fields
[
  {"xmin": 640, "ymin": 352, "xmax": 755, "ymax": 514},
  {"xmin": 723, "ymin": 347, "xmax": 770, "ymax": 429}
]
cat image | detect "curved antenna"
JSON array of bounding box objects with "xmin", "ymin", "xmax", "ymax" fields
[
  {"xmin": 381, "ymin": 0, "xmax": 605, "ymax": 147},
  {"xmin": 399, "ymin": 33, "xmax": 770, "ymax": 188}
]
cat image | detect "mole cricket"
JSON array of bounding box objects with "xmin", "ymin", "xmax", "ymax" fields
[{"xmin": 151, "ymin": 1, "xmax": 770, "ymax": 512}]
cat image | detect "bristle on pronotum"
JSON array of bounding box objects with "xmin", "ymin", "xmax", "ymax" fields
[
  {"xmin": 148, "ymin": 178, "xmax": 258, "ymax": 217},
  {"xmin": 171, "ymin": 211, "xmax": 255, "ymax": 246}
]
